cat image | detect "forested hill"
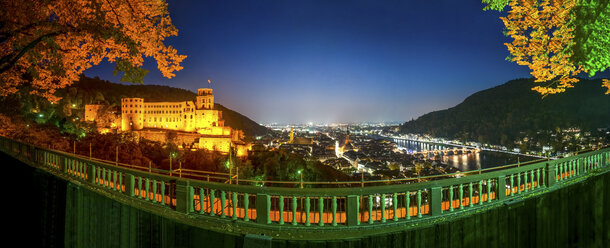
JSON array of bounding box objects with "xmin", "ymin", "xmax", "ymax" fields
[
  {"xmin": 399, "ymin": 78, "xmax": 610, "ymax": 145},
  {"xmin": 60, "ymin": 76, "xmax": 269, "ymax": 137}
]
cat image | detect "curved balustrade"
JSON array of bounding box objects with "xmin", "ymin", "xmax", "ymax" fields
[{"xmin": 1, "ymin": 136, "xmax": 609, "ymax": 231}]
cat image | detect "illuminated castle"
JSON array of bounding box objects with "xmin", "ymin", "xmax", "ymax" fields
[{"xmin": 118, "ymin": 88, "xmax": 249, "ymax": 156}]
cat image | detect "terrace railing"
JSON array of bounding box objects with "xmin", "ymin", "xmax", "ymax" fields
[{"xmin": 1, "ymin": 136, "xmax": 609, "ymax": 231}]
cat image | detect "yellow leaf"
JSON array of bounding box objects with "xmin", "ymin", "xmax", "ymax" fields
[{"xmin": 602, "ymin": 79, "xmax": 610, "ymax": 95}]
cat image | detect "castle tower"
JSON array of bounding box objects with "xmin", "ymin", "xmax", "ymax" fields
[
  {"xmin": 196, "ymin": 88, "xmax": 214, "ymax": 110},
  {"xmin": 121, "ymin": 98, "xmax": 144, "ymax": 131}
]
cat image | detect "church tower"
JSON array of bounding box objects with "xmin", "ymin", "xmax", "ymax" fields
[
  {"xmin": 290, "ymin": 126, "xmax": 294, "ymax": 143},
  {"xmin": 345, "ymin": 126, "xmax": 350, "ymax": 146},
  {"xmin": 196, "ymin": 88, "xmax": 214, "ymax": 110}
]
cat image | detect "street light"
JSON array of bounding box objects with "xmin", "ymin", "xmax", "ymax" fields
[{"xmin": 297, "ymin": 170, "xmax": 303, "ymax": 188}]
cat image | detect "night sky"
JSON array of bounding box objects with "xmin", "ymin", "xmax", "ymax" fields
[{"xmin": 83, "ymin": 0, "xmax": 606, "ymax": 124}]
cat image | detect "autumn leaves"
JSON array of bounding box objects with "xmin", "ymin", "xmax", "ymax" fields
[
  {"xmin": 487, "ymin": 0, "xmax": 610, "ymax": 95},
  {"xmin": 0, "ymin": 0, "xmax": 186, "ymax": 101}
]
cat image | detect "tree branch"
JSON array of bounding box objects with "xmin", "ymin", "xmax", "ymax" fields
[
  {"xmin": 103, "ymin": 0, "xmax": 123, "ymax": 27},
  {"xmin": 0, "ymin": 31, "xmax": 64, "ymax": 74}
]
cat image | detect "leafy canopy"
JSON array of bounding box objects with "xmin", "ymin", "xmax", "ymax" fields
[
  {"xmin": 482, "ymin": 0, "xmax": 610, "ymax": 95},
  {"xmin": 0, "ymin": 0, "xmax": 187, "ymax": 102}
]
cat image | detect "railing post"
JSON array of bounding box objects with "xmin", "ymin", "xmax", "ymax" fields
[
  {"xmin": 175, "ymin": 179, "xmax": 190, "ymax": 214},
  {"xmin": 125, "ymin": 173, "xmax": 135, "ymax": 197},
  {"xmin": 546, "ymin": 163, "xmax": 556, "ymax": 187},
  {"xmin": 61, "ymin": 155, "xmax": 68, "ymax": 173},
  {"xmin": 497, "ymin": 175, "xmax": 507, "ymax": 201},
  {"xmin": 27, "ymin": 144, "xmax": 34, "ymax": 161},
  {"xmin": 256, "ymin": 193, "xmax": 271, "ymax": 224},
  {"xmin": 430, "ymin": 186, "xmax": 442, "ymax": 216},
  {"xmin": 88, "ymin": 164, "xmax": 96, "ymax": 184}
]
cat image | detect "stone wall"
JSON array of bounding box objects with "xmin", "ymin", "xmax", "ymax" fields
[{"xmin": 134, "ymin": 130, "xmax": 201, "ymax": 147}]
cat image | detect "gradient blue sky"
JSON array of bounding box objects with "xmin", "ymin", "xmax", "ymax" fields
[{"xmin": 83, "ymin": 0, "xmax": 605, "ymax": 124}]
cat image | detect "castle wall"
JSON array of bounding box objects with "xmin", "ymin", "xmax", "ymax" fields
[
  {"xmin": 198, "ymin": 136, "xmax": 232, "ymax": 153},
  {"xmin": 141, "ymin": 101, "xmax": 190, "ymax": 131},
  {"xmin": 121, "ymin": 98, "xmax": 144, "ymax": 131},
  {"xmin": 84, "ymin": 104, "xmax": 103, "ymax": 122},
  {"xmin": 134, "ymin": 130, "xmax": 202, "ymax": 147},
  {"xmin": 125, "ymin": 92, "xmax": 223, "ymax": 133}
]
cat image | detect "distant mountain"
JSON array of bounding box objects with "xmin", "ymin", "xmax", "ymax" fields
[
  {"xmin": 59, "ymin": 76, "xmax": 269, "ymax": 137},
  {"xmin": 399, "ymin": 78, "xmax": 610, "ymax": 145}
]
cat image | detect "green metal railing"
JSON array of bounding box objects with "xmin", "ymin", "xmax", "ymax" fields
[{"xmin": 1, "ymin": 136, "xmax": 609, "ymax": 229}]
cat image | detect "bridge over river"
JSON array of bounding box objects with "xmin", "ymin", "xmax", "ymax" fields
[{"xmin": 2, "ymin": 136, "xmax": 609, "ymax": 247}]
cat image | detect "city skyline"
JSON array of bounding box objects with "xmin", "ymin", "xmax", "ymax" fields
[{"xmin": 83, "ymin": 0, "xmax": 606, "ymax": 124}]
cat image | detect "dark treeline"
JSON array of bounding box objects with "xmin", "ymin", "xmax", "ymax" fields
[{"xmin": 400, "ymin": 78, "xmax": 610, "ymax": 147}]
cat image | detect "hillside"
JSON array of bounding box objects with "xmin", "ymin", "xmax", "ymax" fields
[
  {"xmin": 399, "ymin": 78, "xmax": 610, "ymax": 145},
  {"xmin": 58, "ymin": 76, "xmax": 269, "ymax": 137}
]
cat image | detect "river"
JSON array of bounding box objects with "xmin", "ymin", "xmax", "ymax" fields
[{"xmin": 392, "ymin": 138, "xmax": 540, "ymax": 172}]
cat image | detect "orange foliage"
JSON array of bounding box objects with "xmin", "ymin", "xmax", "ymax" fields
[
  {"xmin": 0, "ymin": 0, "xmax": 186, "ymax": 102},
  {"xmin": 603, "ymin": 79, "xmax": 610, "ymax": 95},
  {"xmin": 501, "ymin": 0, "xmax": 581, "ymax": 96}
]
